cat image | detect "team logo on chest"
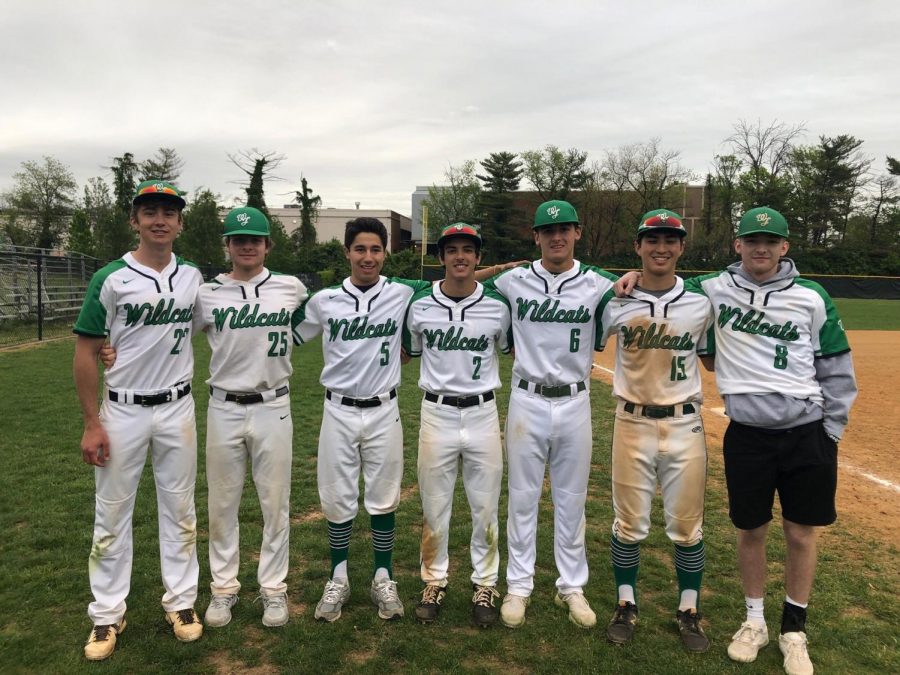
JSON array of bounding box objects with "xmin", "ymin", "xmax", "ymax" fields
[
  {"xmin": 422, "ymin": 326, "xmax": 489, "ymax": 351},
  {"xmin": 515, "ymin": 298, "xmax": 591, "ymax": 323},
  {"xmin": 211, "ymin": 304, "xmax": 291, "ymax": 331},
  {"xmin": 327, "ymin": 316, "xmax": 397, "ymax": 342},
  {"xmin": 717, "ymin": 305, "xmax": 800, "ymax": 340},
  {"xmin": 619, "ymin": 322, "xmax": 695, "ymax": 350},
  {"xmin": 123, "ymin": 299, "xmax": 193, "ymax": 327}
]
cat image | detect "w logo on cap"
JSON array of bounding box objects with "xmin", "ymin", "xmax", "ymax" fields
[
  {"xmin": 547, "ymin": 206, "xmax": 560, "ymax": 219},
  {"xmin": 756, "ymin": 213, "xmax": 771, "ymax": 226},
  {"xmin": 154, "ymin": 182, "xmax": 165, "ymax": 191},
  {"xmin": 237, "ymin": 213, "xmax": 251, "ymax": 225}
]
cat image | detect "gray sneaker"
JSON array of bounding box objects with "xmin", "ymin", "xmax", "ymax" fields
[
  {"xmin": 261, "ymin": 592, "xmax": 289, "ymax": 627},
  {"xmin": 204, "ymin": 594, "xmax": 238, "ymax": 628},
  {"xmin": 315, "ymin": 579, "xmax": 351, "ymax": 622},
  {"xmin": 370, "ymin": 578, "xmax": 404, "ymax": 620}
]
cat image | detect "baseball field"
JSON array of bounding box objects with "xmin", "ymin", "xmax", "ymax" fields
[{"xmin": 0, "ymin": 298, "xmax": 897, "ymax": 673}]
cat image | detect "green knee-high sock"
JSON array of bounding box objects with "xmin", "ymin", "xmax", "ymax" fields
[
  {"xmin": 611, "ymin": 535, "xmax": 640, "ymax": 602},
  {"xmin": 327, "ymin": 519, "xmax": 353, "ymax": 578},
  {"xmin": 674, "ymin": 540, "xmax": 705, "ymax": 610},
  {"xmin": 371, "ymin": 512, "xmax": 395, "ymax": 578}
]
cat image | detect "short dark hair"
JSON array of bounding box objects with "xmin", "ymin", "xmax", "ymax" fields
[
  {"xmin": 438, "ymin": 235, "xmax": 482, "ymax": 259},
  {"xmin": 345, "ymin": 217, "xmax": 387, "ymax": 248},
  {"xmin": 130, "ymin": 195, "xmax": 184, "ymax": 221}
]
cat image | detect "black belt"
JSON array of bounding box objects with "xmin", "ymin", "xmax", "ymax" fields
[
  {"xmin": 213, "ymin": 385, "xmax": 289, "ymax": 405},
  {"xmin": 518, "ymin": 379, "xmax": 586, "ymax": 398},
  {"xmin": 425, "ymin": 391, "xmax": 495, "ymax": 408},
  {"xmin": 623, "ymin": 402, "xmax": 696, "ymax": 419},
  {"xmin": 326, "ymin": 389, "xmax": 396, "ymax": 408},
  {"xmin": 108, "ymin": 383, "xmax": 191, "ymax": 407}
]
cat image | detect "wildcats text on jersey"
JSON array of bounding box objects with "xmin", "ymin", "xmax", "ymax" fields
[
  {"xmin": 515, "ymin": 298, "xmax": 591, "ymax": 323},
  {"xmin": 422, "ymin": 326, "xmax": 490, "ymax": 352},
  {"xmin": 211, "ymin": 304, "xmax": 292, "ymax": 331},
  {"xmin": 327, "ymin": 316, "xmax": 398, "ymax": 342},
  {"xmin": 123, "ymin": 298, "xmax": 194, "ymax": 327},
  {"xmin": 716, "ymin": 304, "xmax": 801, "ymax": 341},
  {"xmin": 619, "ymin": 323, "xmax": 696, "ymax": 351}
]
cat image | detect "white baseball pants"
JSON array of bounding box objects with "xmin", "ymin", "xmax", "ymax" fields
[
  {"xmin": 206, "ymin": 395, "xmax": 293, "ymax": 596},
  {"xmin": 417, "ymin": 397, "xmax": 503, "ymax": 587},
  {"xmin": 317, "ymin": 395, "xmax": 403, "ymax": 523},
  {"xmin": 505, "ymin": 386, "xmax": 592, "ymax": 597},
  {"xmin": 88, "ymin": 395, "xmax": 199, "ymax": 625}
]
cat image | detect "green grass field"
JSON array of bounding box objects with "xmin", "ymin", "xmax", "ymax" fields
[
  {"xmin": 833, "ymin": 299, "xmax": 900, "ymax": 330},
  {"xmin": 0, "ymin": 334, "xmax": 897, "ymax": 674}
]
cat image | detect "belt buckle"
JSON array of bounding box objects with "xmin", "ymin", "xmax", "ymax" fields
[
  {"xmin": 644, "ymin": 406, "xmax": 669, "ymax": 419},
  {"xmin": 233, "ymin": 393, "xmax": 258, "ymax": 404}
]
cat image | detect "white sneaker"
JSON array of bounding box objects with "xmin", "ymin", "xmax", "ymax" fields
[
  {"xmin": 779, "ymin": 631, "xmax": 814, "ymax": 675},
  {"xmin": 500, "ymin": 593, "xmax": 530, "ymax": 629},
  {"xmin": 315, "ymin": 578, "xmax": 351, "ymax": 622},
  {"xmin": 728, "ymin": 620, "xmax": 769, "ymax": 663},
  {"xmin": 204, "ymin": 594, "xmax": 238, "ymax": 628},
  {"xmin": 370, "ymin": 578, "xmax": 404, "ymax": 620},
  {"xmin": 261, "ymin": 592, "xmax": 289, "ymax": 627},
  {"xmin": 554, "ymin": 591, "xmax": 597, "ymax": 628}
]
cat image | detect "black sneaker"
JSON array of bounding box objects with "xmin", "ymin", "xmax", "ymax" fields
[
  {"xmin": 471, "ymin": 585, "xmax": 500, "ymax": 628},
  {"xmin": 415, "ymin": 584, "xmax": 446, "ymax": 624},
  {"xmin": 606, "ymin": 601, "xmax": 638, "ymax": 644},
  {"xmin": 676, "ymin": 609, "xmax": 710, "ymax": 652}
]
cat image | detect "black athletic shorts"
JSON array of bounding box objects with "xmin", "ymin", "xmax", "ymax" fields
[{"xmin": 723, "ymin": 419, "xmax": 837, "ymax": 530}]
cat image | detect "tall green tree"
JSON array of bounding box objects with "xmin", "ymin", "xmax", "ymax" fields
[
  {"xmin": 292, "ymin": 175, "xmax": 321, "ymax": 249},
  {"xmin": 423, "ymin": 161, "xmax": 484, "ymax": 246},
  {"xmin": 521, "ymin": 145, "xmax": 590, "ymax": 201},
  {"xmin": 476, "ymin": 152, "xmax": 529, "ymax": 262},
  {"xmin": 139, "ymin": 147, "xmax": 184, "ymax": 182},
  {"xmin": 109, "ymin": 152, "xmax": 139, "ymax": 213},
  {"xmin": 67, "ymin": 209, "xmax": 94, "ymax": 256},
  {"xmin": 789, "ymin": 135, "xmax": 870, "ymax": 246},
  {"xmin": 4, "ymin": 156, "xmax": 77, "ymax": 249},
  {"xmin": 178, "ymin": 189, "xmax": 225, "ymax": 267},
  {"xmin": 87, "ymin": 176, "xmax": 132, "ymax": 259}
]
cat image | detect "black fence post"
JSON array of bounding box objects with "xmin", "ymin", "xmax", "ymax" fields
[{"xmin": 36, "ymin": 253, "xmax": 44, "ymax": 341}]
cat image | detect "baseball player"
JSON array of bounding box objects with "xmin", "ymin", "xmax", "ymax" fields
[
  {"xmin": 402, "ymin": 223, "xmax": 512, "ymax": 627},
  {"xmin": 483, "ymin": 200, "xmax": 618, "ymax": 630},
  {"xmin": 198, "ymin": 207, "xmax": 308, "ymax": 628},
  {"xmin": 595, "ymin": 209, "xmax": 714, "ymax": 652},
  {"xmin": 293, "ymin": 218, "xmax": 510, "ymax": 623},
  {"xmin": 74, "ymin": 180, "xmax": 203, "ymax": 660},
  {"xmin": 618, "ymin": 206, "xmax": 857, "ymax": 675}
]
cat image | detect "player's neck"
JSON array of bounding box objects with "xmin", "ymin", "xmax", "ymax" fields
[
  {"xmin": 440, "ymin": 277, "xmax": 476, "ymax": 298},
  {"xmin": 230, "ymin": 264, "xmax": 265, "ymax": 282},
  {"xmin": 132, "ymin": 244, "xmax": 173, "ymax": 272},
  {"xmin": 540, "ymin": 257, "xmax": 575, "ymax": 275},
  {"xmin": 639, "ymin": 270, "xmax": 676, "ymax": 291}
]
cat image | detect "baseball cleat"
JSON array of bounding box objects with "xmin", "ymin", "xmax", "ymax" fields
[
  {"xmin": 261, "ymin": 592, "xmax": 289, "ymax": 627},
  {"xmin": 728, "ymin": 620, "xmax": 769, "ymax": 662},
  {"xmin": 204, "ymin": 594, "xmax": 238, "ymax": 628},
  {"xmin": 499, "ymin": 593, "xmax": 530, "ymax": 628},
  {"xmin": 315, "ymin": 578, "xmax": 351, "ymax": 622},
  {"xmin": 84, "ymin": 619, "xmax": 126, "ymax": 661},
  {"xmin": 779, "ymin": 631, "xmax": 814, "ymax": 675},
  {"xmin": 415, "ymin": 584, "xmax": 446, "ymax": 624},
  {"xmin": 370, "ymin": 578, "xmax": 404, "ymax": 620},
  {"xmin": 675, "ymin": 609, "xmax": 710, "ymax": 652},
  {"xmin": 554, "ymin": 591, "xmax": 597, "ymax": 629},
  {"xmin": 165, "ymin": 608, "xmax": 203, "ymax": 642},
  {"xmin": 471, "ymin": 584, "xmax": 500, "ymax": 628},
  {"xmin": 606, "ymin": 601, "xmax": 638, "ymax": 644}
]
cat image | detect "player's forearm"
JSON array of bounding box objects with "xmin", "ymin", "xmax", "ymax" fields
[
  {"xmin": 73, "ymin": 338, "xmax": 104, "ymax": 425},
  {"xmin": 815, "ymin": 352, "xmax": 858, "ymax": 438}
]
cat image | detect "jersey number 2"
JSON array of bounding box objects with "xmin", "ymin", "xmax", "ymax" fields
[{"xmin": 171, "ymin": 328, "xmax": 189, "ymax": 355}]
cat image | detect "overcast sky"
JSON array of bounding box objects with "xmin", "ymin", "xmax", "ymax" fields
[{"xmin": 2, "ymin": 0, "xmax": 897, "ymax": 215}]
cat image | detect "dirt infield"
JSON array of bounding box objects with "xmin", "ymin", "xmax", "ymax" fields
[{"xmin": 592, "ymin": 330, "xmax": 900, "ymax": 547}]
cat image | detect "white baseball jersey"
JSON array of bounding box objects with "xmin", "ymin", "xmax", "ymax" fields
[
  {"xmin": 74, "ymin": 252, "xmax": 201, "ymax": 390},
  {"xmin": 596, "ymin": 278, "xmax": 714, "ymax": 405},
  {"xmin": 484, "ymin": 260, "xmax": 618, "ymax": 385},
  {"xmin": 293, "ymin": 276, "xmax": 430, "ymax": 397},
  {"xmin": 403, "ymin": 281, "xmax": 512, "ymax": 395},
  {"xmin": 686, "ymin": 270, "xmax": 850, "ymax": 404},
  {"xmin": 197, "ymin": 269, "xmax": 308, "ymax": 392}
]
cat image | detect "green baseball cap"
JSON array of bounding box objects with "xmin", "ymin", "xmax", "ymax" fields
[
  {"xmin": 637, "ymin": 209, "xmax": 687, "ymax": 238},
  {"xmin": 737, "ymin": 207, "xmax": 789, "ymax": 238},
  {"xmin": 223, "ymin": 207, "xmax": 271, "ymax": 236},
  {"xmin": 132, "ymin": 180, "xmax": 186, "ymax": 208},
  {"xmin": 534, "ymin": 200, "xmax": 579, "ymax": 229},
  {"xmin": 437, "ymin": 222, "xmax": 482, "ymax": 248}
]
